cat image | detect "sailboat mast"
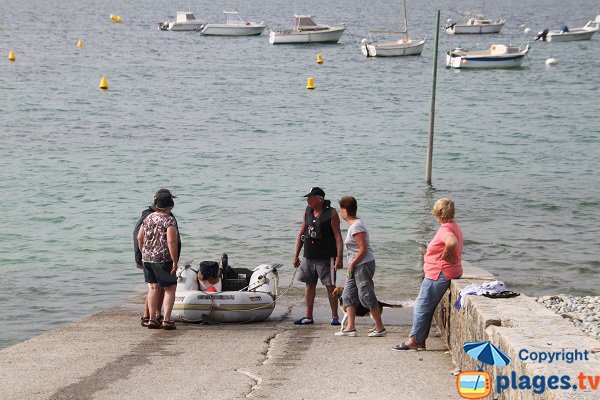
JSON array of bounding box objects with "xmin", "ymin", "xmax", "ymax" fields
[{"xmin": 403, "ymin": 0, "xmax": 409, "ymax": 38}]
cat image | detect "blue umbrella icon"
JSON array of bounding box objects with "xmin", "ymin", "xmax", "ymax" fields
[{"xmin": 463, "ymin": 341, "xmax": 511, "ymax": 371}]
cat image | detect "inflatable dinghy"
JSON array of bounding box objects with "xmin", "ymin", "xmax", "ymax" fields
[{"xmin": 172, "ymin": 254, "xmax": 281, "ymax": 323}]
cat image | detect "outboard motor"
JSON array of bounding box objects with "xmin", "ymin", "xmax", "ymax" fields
[
  {"xmin": 176, "ymin": 260, "xmax": 199, "ymax": 291},
  {"xmin": 535, "ymin": 29, "xmax": 549, "ymax": 41},
  {"xmin": 248, "ymin": 264, "xmax": 281, "ymax": 296}
]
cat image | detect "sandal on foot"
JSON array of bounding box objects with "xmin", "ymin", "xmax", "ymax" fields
[
  {"xmin": 157, "ymin": 315, "xmax": 164, "ymax": 324},
  {"xmin": 141, "ymin": 317, "xmax": 150, "ymax": 327},
  {"xmin": 161, "ymin": 320, "xmax": 176, "ymax": 330},
  {"xmin": 335, "ymin": 330, "xmax": 357, "ymax": 337},
  {"xmin": 146, "ymin": 320, "xmax": 160, "ymax": 329},
  {"xmin": 392, "ymin": 342, "xmax": 419, "ymax": 351},
  {"xmin": 293, "ymin": 317, "xmax": 314, "ymax": 325},
  {"xmin": 368, "ymin": 329, "xmax": 387, "ymax": 337},
  {"xmin": 330, "ymin": 317, "xmax": 341, "ymax": 326}
]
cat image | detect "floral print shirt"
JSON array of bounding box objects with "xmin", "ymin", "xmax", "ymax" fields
[{"xmin": 141, "ymin": 212, "xmax": 176, "ymax": 263}]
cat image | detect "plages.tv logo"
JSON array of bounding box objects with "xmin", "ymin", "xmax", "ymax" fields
[{"xmin": 456, "ymin": 341, "xmax": 511, "ymax": 399}]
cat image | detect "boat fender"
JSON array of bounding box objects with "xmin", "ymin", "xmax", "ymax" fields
[{"xmin": 177, "ymin": 260, "xmax": 200, "ymax": 291}]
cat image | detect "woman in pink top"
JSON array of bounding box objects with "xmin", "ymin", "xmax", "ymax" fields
[{"xmin": 393, "ymin": 198, "xmax": 463, "ymax": 351}]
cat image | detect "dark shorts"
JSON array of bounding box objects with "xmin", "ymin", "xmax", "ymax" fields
[{"xmin": 143, "ymin": 261, "xmax": 177, "ymax": 288}]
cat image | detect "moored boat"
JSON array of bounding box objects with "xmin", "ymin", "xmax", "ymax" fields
[
  {"xmin": 445, "ymin": 43, "xmax": 530, "ymax": 69},
  {"xmin": 172, "ymin": 256, "xmax": 280, "ymax": 323},
  {"xmin": 201, "ymin": 11, "xmax": 266, "ymax": 36},
  {"xmin": 159, "ymin": 11, "xmax": 204, "ymax": 31},
  {"xmin": 269, "ymin": 15, "xmax": 345, "ymax": 44},
  {"xmin": 535, "ymin": 16, "xmax": 600, "ymax": 42},
  {"xmin": 445, "ymin": 16, "xmax": 505, "ymax": 34},
  {"xmin": 360, "ymin": 0, "xmax": 425, "ymax": 57}
]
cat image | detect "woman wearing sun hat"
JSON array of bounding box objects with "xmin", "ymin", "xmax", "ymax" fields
[{"xmin": 137, "ymin": 190, "xmax": 180, "ymax": 330}]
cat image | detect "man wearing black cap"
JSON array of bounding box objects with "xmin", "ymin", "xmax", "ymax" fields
[
  {"xmin": 133, "ymin": 189, "xmax": 181, "ymax": 327},
  {"xmin": 293, "ymin": 187, "xmax": 343, "ymax": 325}
]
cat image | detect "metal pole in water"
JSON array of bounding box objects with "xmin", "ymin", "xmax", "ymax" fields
[{"xmin": 426, "ymin": 10, "xmax": 440, "ymax": 185}]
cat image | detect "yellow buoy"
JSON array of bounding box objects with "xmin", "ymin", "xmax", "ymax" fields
[
  {"xmin": 110, "ymin": 14, "xmax": 122, "ymax": 23},
  {"xmin": 8, "ymin": 50, "xmax": 16, "ymax": 61},
  {"xmin": 77, "ymin": 39, "xmax": 84, "ymax": 48},
  {"xmin": 306, "ymin": 77, "xmax": 315, "ymax": 90},
  {"xmin": 99, "ymin": 76, "xmax": 109, "ymax": 90},
  {"xmin": 316, "ymin": 53, "xmax": 324, "ymax": 64}
]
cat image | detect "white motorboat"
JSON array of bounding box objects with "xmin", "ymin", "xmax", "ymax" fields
[
  {"xmin": 269, "ymin": 15, "xmax": 346, "ymax": 44},
  {"xmin": 445, "ymin": 16, "xmax": 505, "ymax": 34},
  {"xmin": 535, "ymin": 16, "xmax": 600, "ymax": 42},
  {"xmin": 201, "ymin": 11, "xmax": 266, "ymax": 36},
  {"xmin": 172, "ymin": 256, "xmax": 281, "ymax": 323},
  {"xmin": 361, "ymin": 0, "xmax": 425, "ymax": 57},
  {"xmin": 446, "ymin": 43, "xmax": 530, "ymax": 69},
  {"xmin": 159, "ymin": 11, "xmax": 204, "ymax": 31}
]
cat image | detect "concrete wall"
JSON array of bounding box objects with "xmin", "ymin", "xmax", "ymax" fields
[{"xmin": 434, "ymin": 261, "xmax": 600, "ymax": 400}]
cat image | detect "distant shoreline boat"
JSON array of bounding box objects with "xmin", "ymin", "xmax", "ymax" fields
[
  {"xmin": 159, "ymin": 11, "xmax": 204, "ymax": 31},
  {"xmin": 360, "ymin": 0, "xmax": 425, "ymax": 57},
  {"xmin": 446, "ymin": 43, "xmax": 530, "ymax": 69},
  {"xmin": 445, "ymin": 16, "xmax": 505, "ymax": 35},
  {"xmin": 445, "ymin": 0, "xmax": 504, "ymax": 34},
  {"xmin": 535, "ymin": 16, "xmax": 600, "ymax": 42},
  {"xmin": 201, "ymin": 11, "xmax": 266, "ymax": 36},
  {"xmin": 269, "ymin": 15, "xmax": 346, "ymax": 44}
]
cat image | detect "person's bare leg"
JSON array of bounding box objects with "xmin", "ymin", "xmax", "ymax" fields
[
  {"xmin": 326, "ymin": 285, "xmax": 339, "ymax": 319},
  {"xmin": 305, "ymin": 282, "xmax": 316, "ymax": 319},
  {"xmin": 147, "ymin": 283, "xmax": 160, "ymax": 322},
  {"xmin": 162, "ymin": 285, "xmax": 176, "ymax": 322},
  {"xmin": 369, "ymin": 307, "xmax": 385, "ymax": 332},
  {"xmin": 156, "ymin": 288, "xmax": 165, "ymax": 319},
  {"xmin": 143, "ymin": 296, "xmax": 150, "ymax": 319},
  {"xmin": 345, "ymin": 306, "xmax": 356, "ymax": 331}
]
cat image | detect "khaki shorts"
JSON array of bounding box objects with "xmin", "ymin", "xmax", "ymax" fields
[{"xmin": 297, "ymin": 257, "xmax": 336, "ymax": 286}]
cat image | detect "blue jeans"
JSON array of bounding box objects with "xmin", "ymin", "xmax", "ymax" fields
[{"xmin": 409, "ymin": 272, "xmax": 451, "ymax": 343}]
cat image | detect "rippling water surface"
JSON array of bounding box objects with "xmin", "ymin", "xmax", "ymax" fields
[{"xmin": 1, "ymin": 0, "xmax": 599, "ymax": 349}]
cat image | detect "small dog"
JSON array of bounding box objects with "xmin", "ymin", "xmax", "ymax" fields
[{"xmin": 331, "ymin": 286, "xmax": 402, "ymax": 331}]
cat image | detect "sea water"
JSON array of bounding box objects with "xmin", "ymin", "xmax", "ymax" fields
[{"xmin": 1, "ymin": 0, "xmax": 599, "ymax": 349}]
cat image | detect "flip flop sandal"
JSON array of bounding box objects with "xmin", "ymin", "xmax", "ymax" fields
[
  {"xmin": 293, "ymin": 317, "xmax": 314, "ymax": 325},
  {"xmin": 392, "ymin": 343, "xmax": 418, "ymax": 351}
]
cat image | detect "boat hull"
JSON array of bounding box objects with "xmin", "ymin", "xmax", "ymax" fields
[
  {"xmin": 269, "ymin": 26, "xmax": 346, "ymax": 44},
  {"xmin": 201, "ymin": 24, "xmax": 266, "ymax": 36},
  {"xmin": 446, "ymin": 23, "xmax": 504, "ymax": 35},
  {"xmin": 362, "ymin": 38, "xmax": 425, "ymax": 57},
  {"xmin": 546, "ymin": 29, "xmax": 597, "ymax": 42},
  {"xmin": 446, "ymin": 52, "xmax": 526, "ymax": 69},
  {"xmin": 173, "ymin": 290, "xmax": 276, "ymax": 322},
  {"xmin": 159, "ymin": 22, "xmax": 204, "ymax": 31},
  {"xmin": 172, "ymin": 262, "xmax": 279, "ymax": 323}
]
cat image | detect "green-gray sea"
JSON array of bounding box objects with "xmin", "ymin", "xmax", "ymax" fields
[{"xmin": 1, "ymin": 0, "xmax": 599, "ymax": 349}]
